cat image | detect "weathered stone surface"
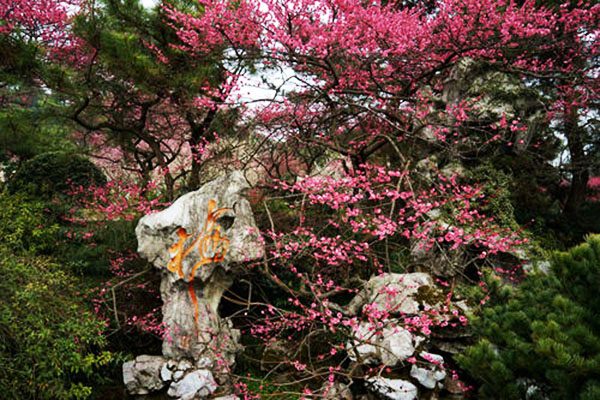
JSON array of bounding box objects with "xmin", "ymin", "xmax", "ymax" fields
[
  {"xmin": 122, "ymin": 355, "xmax": 166, "ymax": 395},
  {"xmin": 125, "ymin": 172, "xmax": 264, "ymax": 397},
  {"xmin": 123, "ymin": 361, "xmax": 139, "ymax": 393},
  {"xmin": 443, "ymin": 375, "xmax": 466, "ymax": 395},
  {"xmin": 137, "ymin": 171, "xmax": 263, "ymax": 269},
  {"xmin": 344, "ymin": 273, "xmax": 472, "ymax": 367},
  {"xmin": 420, "ymin": 351, "xmax": 444, "ymax": 364},
  {"xmin": 410, "ymin": 363, "xmax": 446, "ymax": 389},
  {"xmin": 440, "ymin": 162, "xmax": 466, "ymax": 179},
  {"xmin": 135, "ymin": 171, "xmax": 263, "ymax": 362},
  {"xmin": 173, "ymin": 370, "xmax": 185, "ymax": 381},
  {"xmin": 160, "ymin": 363, "xmax": 173, "ymax": 382},
  {"xmin": 167, "ymin": 369, "xmax": 217, "ymax": 399},
  {"xmin": 178, "ymin": 359, "xmax": 194, "ymax": 371},
  {"xmin": 197, "ymin": 356, "xmax": 213, "ymax": 369},
  {"xmin": 344, "ymin": 273, "xmax": 435, "ymax": 316},
  {"xmin": 348, "ymin": 321, "xmax": 415, "ymax": 366},
  {"xmin": 366, "ymin": 377, "xmax": 418, "ymax": 400},
  {"xmin": 410, "ymin": 239, "xmax": 465, "ymax": 277}
]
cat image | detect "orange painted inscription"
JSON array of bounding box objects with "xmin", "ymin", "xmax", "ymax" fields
[{"xmin": 168, "ymin": 199, "xmax": 231, "ymax": 329}]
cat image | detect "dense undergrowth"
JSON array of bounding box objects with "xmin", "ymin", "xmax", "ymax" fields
[{"xmin": 1, "ymin": 151, "xmax": 600, "ymax": 399}]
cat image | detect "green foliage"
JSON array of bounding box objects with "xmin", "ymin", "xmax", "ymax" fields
[
  {"xmin": 0, "ymin": 31, "xmax": 40, "ymax": 85},
  {"xmin": 237, "ymin": 375, "xmax": 300, "ymax": 400},
  {"xmin": 0, "ymin": 192, "xmax": 119, "ymax": 398},
  {"xmin": 468, "ymin": 163, "xmax": 520, "ymax": 231},
  {"xmin": 457, "ymin": 235, "xmax": 600, "ymax": 399},
  {"xmin": 7, "ymin": 151, "xmax": 106, "ymax": 199},
  {"xmin": 0, "ymin": 192, "xmax": 60, "ymax": 254},
  {"xmin": 0, "ymin": 99, "xmax": 76, "ymax": 165},
  {"xmin": 0, "ymin": 245, "xmax": 116, "ymax": 399},
  {"xmin": 60, "ymin": 218, "xmax": 141, "ymax": 277}
]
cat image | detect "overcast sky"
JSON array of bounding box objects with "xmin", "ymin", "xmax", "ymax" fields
[{"xmin": 140, "ymin": 0, "xmax": 157, "ymax": 7}]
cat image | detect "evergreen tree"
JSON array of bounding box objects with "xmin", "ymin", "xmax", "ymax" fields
[
  {"xmin": 53, "ymin": 0, "xmax": 252, "ymax": 198},
  {"xmin": 457, "ymin": 235, "xmax": 600, "ymax": 399}
]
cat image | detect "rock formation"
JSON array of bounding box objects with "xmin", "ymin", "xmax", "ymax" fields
[
  {"xmin": 124, "ymin": 171, "xmax": 263, "ymax": 398},
  {"xmin": 344, "ymin": 273, "xmax": 469, "ymax": 399}
]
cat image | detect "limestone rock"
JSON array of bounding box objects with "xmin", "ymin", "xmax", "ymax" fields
[
  {"xmin": 366, "ymin": 377, "xmax": 418, "ymax": 400},
  {"xmin": 160, "ymin": 363, "xmax": 173, "ymax": 382},
  {"xmin": 122, "ymin": 355, "xmax": 166, "ymax": 395},
  {"xmin": 410, "ymin": 363, "xmax": 446, "ymax": 390},
  {"xmin": 344, "ymin": 273, "xmax": 472, "ymax": 367},
  {"xmin": 174, "ymin": 370, "xmax": 185, "ymax": 381},
  {"xmin": 137, "ymin": 170, "xmax": 263, "ymax": 270},
  {"xmin": 345, "ymin": 273, "xmax": 435, "ymax": 316},
  {"xmin": 443, "ymin": 375, "xmax": 466, "ymax": 395},
  {"xmin": 125, "ymin": 172, "xmax": 264, "ymax": 397},
  {"xmin": 178, "ymin": 359, "xmax": 193, "ymax": 371},
  {"xmin": 430, "ymin": 325, "xmax": 472, "ymax": 355},
  {"xmin": 135, "ymin": 171, "xmax": 263, "ymax": 362},
  {"xmin": 348, "ymin": 321, "xmax": 414, "ymax": 366},
  {"xmin": 420, "ymin": 351, "xmax": 444, "ymax": 364},
  {"xmin": 440, "ymin": 162, "xmax": 466, "ymax": 179},
  {"xmin": 409, "ymin": 352, "xmax": 447, "ymax": 390},
  {"xmin": 167, "ymin": 369, "xmax": 217, "ymax": 399},
  {"xmin": 197, "ymin": 356, "xmax": 213, "ymax": 369}
]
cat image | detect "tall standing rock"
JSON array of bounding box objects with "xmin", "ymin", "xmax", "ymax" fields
[{"xmin": 127, "ymin": 171, "xmax": 263, "ymax": 397}]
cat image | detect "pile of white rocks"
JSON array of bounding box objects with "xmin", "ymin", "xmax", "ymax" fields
[{"xmin": 343, "ymin": 273, "xmax": 468, "ymax": 400}]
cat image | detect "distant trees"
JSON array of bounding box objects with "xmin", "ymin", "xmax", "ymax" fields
[{"xmin": 2, "ymin": 0, "xmax": 258, "ymax": 198}]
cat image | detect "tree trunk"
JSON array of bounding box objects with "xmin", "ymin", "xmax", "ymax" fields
[
  {"xmin": 187, "ymin": 109, "xmax": 217, "ymax": 190},
  {"xmin": 563, "ymin": 106, "xmax": 589, "ymax": 216}
]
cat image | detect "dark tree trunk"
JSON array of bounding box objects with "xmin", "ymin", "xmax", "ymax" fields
[
  {"xmin": 563, "ymin": 106, "xmax": 589, "ymax": 216},
  {"xmin": 187, "ymin": 109, "xmax": 217, "ymax": 190}
]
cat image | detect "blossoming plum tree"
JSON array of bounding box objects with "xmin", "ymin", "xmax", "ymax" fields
[{"xmin": 170, "ymin": 0, "xmax": 599, "ymax": 396}]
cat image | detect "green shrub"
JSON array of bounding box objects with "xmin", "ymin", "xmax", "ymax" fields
[
  {"xmin": 0, "ymin": 246, "xmax": 116, "ymax": 399},
  {"xmin": 468, "ymin": 163, "xmax": 520, "ymax": 231},
  {"xmin": 58, "ymin": 218, "xmax": 141, "ymax": 277},
  {"xmin": 0, "ymin": 192, "xmax": 60, "ymax": 254},
  {"xmin": 457, "ymin": 235, "xmax": 600, "ymax": 399},
  {"xmin": 7, "ymin": 151, "xmax": 106, "ymax": 199}
]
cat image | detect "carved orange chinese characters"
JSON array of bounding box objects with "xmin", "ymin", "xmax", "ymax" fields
[{"xmin": 168, "ymin": 199, "xmax": 231, "ymax": 329}]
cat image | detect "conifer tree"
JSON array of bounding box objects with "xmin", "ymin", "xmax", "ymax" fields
[{"xmin": 457, "ymin": 235, "xmax": 600, "ymax": 399}]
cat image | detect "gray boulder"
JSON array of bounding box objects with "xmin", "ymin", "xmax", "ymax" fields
[
  {"xmin": 348, "ymin": 321, "xmax": 415, "ymax": 366},
  {"xmin": 410, "ymin": 352, "xmax": 446, "ymax": 389},
  {"xmin": 122, "ymin": 355, "xmax": 166, "ymax": 395},
  {"xmin": 167, "ymin": 369, "xmax": 217, "ymax": 399},
  {"xmin": 136, "ymin": 171, "xmax": 263, "ymax": 363},
  {"xmin": 344, "ymin": 273, "xmax": 436, "ymax": 316},
  {"xmin": 125, "ymin": 171, "xmax": 264, "ymax": 397},
  {"xmin": 366, "ymin": 377, "xmax": 418, "ymax": 400}
]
